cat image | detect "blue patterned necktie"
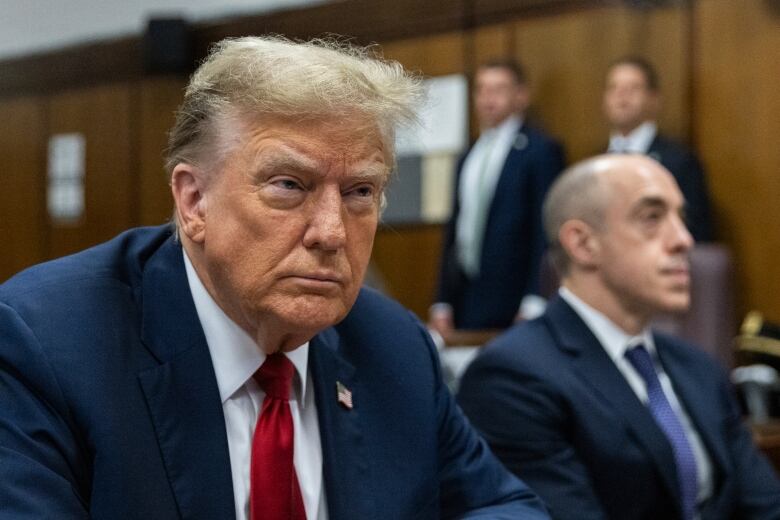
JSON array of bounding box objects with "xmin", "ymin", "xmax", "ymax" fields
[{"xmin": 625, "ymin": 345, "xmax": 698, "ymax": 520}]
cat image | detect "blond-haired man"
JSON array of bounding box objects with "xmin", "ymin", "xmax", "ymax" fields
[{"xmin": 0, "ymin": 37, "xmax": 546, "ymax": 520}]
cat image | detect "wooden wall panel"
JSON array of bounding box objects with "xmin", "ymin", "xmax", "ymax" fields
[
  {"xmin": 138, "ymin": 77, "xmax": 186, "ymax": 226},
  {"xmin": 470, "ymin": 22, "xmax": 514, "ymax": 65},
  {"xmin": 0, "ymin": 97, "xmax": 46, "ymax": 281},
  {"xmin": 380, "ymin": 32, "xmax": 466, "ymax": 77},
  {"xmin": 372, "ymin": 224, "xmax": 444, "ymax": 320},
  {"xmin": 46, "ymin": 85, "xmax": 135, "ymax": 258},
  {"xmin": 514, "ymin": 5, "xmax": 689, "ymax": 162},
  {"xmin": 694, "ymin": 0, "xmax": 780, "ymax": 321}
]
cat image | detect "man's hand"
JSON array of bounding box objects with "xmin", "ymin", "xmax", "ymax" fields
[{"xmin": 429, "ymin": 303, "xmax": 454, "ymax": 339}]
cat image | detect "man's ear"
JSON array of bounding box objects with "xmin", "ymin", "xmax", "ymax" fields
[
  {"xmin": 559, "ymin": 219, "xmax": 600, "ymax": 269},
  {"xmin": 171, "ymin": 163, "xmax": 208, "ymax": 244}
]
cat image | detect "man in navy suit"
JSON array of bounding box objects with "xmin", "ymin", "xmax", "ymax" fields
[
  {"xmin": 603, "ymin": 56, "xmax": 713, "ymax": 242},
  {"xmin": 430, "ymin": 59, "xmax": 564, "ymax": 333},
  {"xmin": 0, "ymin": 36, "xmax": 547, "ymax": 519},
  {"xmin": 458, "ymin": 154, "xmax": 780, "ymax": 519}
]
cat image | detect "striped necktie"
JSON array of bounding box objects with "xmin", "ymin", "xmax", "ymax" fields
[{"xmin": 625, "ymin": 344, "xmax": 698, "ymax": 520}]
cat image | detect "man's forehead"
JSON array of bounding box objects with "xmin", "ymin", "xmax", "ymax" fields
[
  {"xmin": 241, "ymin": 112, "xmax": 386, "ymax": 151},
  {"xmin": 601, "ymin": 158, "xmax": 681, "ymax": 202},
  {"xmin": 477, "ymin": 67, "xmax": 516, "ymax": 84},
  {"xmin": 607, "ymin": 64, "xmax": 647, "ymax": 85},
  {"xmin": 242, "ymin": 123, "xmax": 389, "ymax": 179}
]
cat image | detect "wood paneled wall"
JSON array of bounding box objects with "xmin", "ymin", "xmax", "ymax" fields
[
  {"xmin": 138, "ymin": 77, "xmax": 186, "ymax": 226},
  {"xmin": 0, "ymin": 97, "xmax": 47, "ymax": 277},
  {"xmin": 375, "ymin": 2, "xmax": 780, "ymax": 323},
  {"xmin": 46, "ymin": 85, "xmax": 136, "ymax": 258},
  {"xmin": 1, "ymin": 0, "xmax": 778, "ymax": 326},
  {"xmin": 376, "ymin": 4, "xmax": 696, "ymax": 318},
  {"xmin": 0, "ymin": 78, "xmax": 183, "ymax": 281},
  {"xmin": 694, "ymin": 0, "xmax": 780, "ymax": 321},
  {"xmin": 512, "ymin": 5, "xmax": 690, "ymax": 160}
]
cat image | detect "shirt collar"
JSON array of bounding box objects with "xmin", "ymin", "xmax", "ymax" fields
[
  {"xmin": 488, "ymin": 113, "xmax": 523, "ymax": 140},
  {"xmin": 475, "ymin": 114, "xmax": 523, "ymax": 154},
  {"xmin": 558, "ymin": 287, "xmax": 656, "ymax": 362},
  {"xmin": 608, "ymin": 120, "xmax": 657, "ymax": 154},
  {"xmin": 182, "ymin": 250, "xmax": 309, "ymax": 404}
]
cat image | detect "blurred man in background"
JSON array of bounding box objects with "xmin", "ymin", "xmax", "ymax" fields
[
  {"xmin": 431, "ymin": 59, "xmax": 564, "ymax": 335},
  {"xmin": 603, "ymin": 56, "xmax": 713, "ymax": 242}
]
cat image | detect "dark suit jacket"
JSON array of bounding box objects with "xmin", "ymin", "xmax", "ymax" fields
[
  {"xmin": 0, "ymin": 226, "xmax": 548, "ymax": 519},
  {"xmin": 645, "ymin": 133, "xmax": 713, "ymax": 242},
  {"xmin": 436, "ymin": 122, "xmax": 564, "ymax": 329},
  {"xmin": 458, "ymin": 297, "xmax": 780, "ymax": 520}
]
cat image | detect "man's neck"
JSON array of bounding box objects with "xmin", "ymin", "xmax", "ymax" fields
[
  {"xmin": 561, "ymin": 277, "xmax": 650, "ymax": 336},
  {"xmin": 182, "ymin": 240, "xmax": 313, "ymax": 354},
  {"xmin": 613, "ymin": 119, "xmax": 652, "ymax": 137},
  {"xmin": 480, "ymin": 113, "xmax": 522, "ymax": 134}
]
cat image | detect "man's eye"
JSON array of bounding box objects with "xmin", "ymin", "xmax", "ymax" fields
[
  {"xmin": 274, "ymin": 179, "xmax": 303, "ymax": 190},
  {"xmin": 352, "ymin": 186, "xmax": 374, "ymax": 197}
]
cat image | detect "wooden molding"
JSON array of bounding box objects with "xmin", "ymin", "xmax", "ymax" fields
[
  {"xmin": 0, "ymin": 37, "xmax": 143, "ymax": 98},
  {"xmin": 0, "ymin": 0, "xmax": 612, "ymax": 99}
]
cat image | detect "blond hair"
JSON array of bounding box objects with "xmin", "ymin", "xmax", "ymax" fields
[{"xmin": 165, "ymin": 35, "xmax": 422, "ymax": 176}]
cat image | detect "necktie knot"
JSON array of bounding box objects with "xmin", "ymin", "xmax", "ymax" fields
[
  {"xmin": 625, "ymin": 344, "xmax": 659, "ymax": 388},
  {"xmin": 254, "ymin": 352, "xmax": 295, "ymax": 400}
]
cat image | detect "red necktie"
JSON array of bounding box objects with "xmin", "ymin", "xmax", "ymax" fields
[{"xmin": 250, "ymin": 353, "xmax": 307, "ymax": 520}]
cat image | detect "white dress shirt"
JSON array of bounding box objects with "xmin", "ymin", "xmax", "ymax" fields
[
  {"xmin": 456, "ymin": 114, "xmax": 523, "ymax": 276},
  {"xmin": 608, "ymin": 121, "xmax": 657, "ymax": 154},
  {"xmin": 559, "ymin": 287, "xmax": 713, "ymax": 508},
  {"xmin": 183, "ymin": 251, "xmax": 328, "ymax": 520}
]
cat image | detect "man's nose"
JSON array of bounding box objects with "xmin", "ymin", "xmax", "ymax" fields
[
  {"xmin": 668, "ymin": 213, "xmax": 694, "ymax": 253},
  {"xmin": 302, "ymin": 188, "xmax": 347, "ymax": 251}
]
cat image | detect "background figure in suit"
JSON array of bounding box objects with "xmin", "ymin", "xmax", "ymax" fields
[
  {"xmin": 458, "ymin": 154, "xmax": 780, "ymax": 519},
  {"xmin": 430, "ymin": 59, "xmax": 565, "ymax": 333},
  {"xmin": 603, "ymin": 55, "xmax": 714, "ymax": 242},
  {"xmin": 0, "ymin": 36, "xmax": 548, "ymax": 519}
]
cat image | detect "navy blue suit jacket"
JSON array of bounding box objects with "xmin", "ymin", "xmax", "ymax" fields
[
  {"xmin": 458, "ymin": 297, "xmax": 780, "ymax": 520},
  {"xmin": 647, "ymin": 134, "xmax": 714, "ymax": 242},
  {"xmin": 436, "ymin": 123, "xmax": 564, "ymax": 329},
  {"xmin": 0, "ymin": 226, "xmax": 548, "ymax": 519}
]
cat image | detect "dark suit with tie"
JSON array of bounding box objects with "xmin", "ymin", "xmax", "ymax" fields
[
  {"xmin": 457, "ymin": 296, "xmax": 780, "ymax": 520},
  {"xmin": 436, "ymin": 123, "xmax": 564, "ymax": 329},
  {"xmin": 0, "ymin": 226, "xmax": 547, "ymax": 519},
  {"xmin": 641, "ymin": 133, "xmax": 713, "ymax": 242}
]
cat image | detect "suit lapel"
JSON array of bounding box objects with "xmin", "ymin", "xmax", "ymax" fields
[
  {"xmin": 647, "ymin": 134, "xmax": 664, "ymax": 163},
  {"xmin": 656, "ymin": 338, "xmax": 731, "ymax": 481},
  {"xmin": 137, "ymin": 237, "xmax": 235, "ymax": 520},
  {"xmin": 309, "ymin": 328, "xmax": 373, "ymax": 519},
  {"xmin": 486, "ymin": 125, "xmax": 530, "ymax": 222},
  {"xmin": 544, "ymin": 297, "xmax": 683, "ymax": 508}
]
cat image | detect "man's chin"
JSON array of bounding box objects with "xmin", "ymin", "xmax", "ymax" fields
[
  {"xmin": 276, "ymin": 296, "xmax": 351, "ymax": 331},
  {"xmin": 659, "ymin": 295, "xmax": 690, "ymax": 315}
]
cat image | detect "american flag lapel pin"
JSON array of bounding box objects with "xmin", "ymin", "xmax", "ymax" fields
[{"xmin": 336, "ymin": 381, "xmax": 353, "ymax": 410}]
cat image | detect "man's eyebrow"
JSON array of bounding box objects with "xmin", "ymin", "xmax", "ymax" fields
[
  {"xmin": 630, "ymin": 195, "xmax": 668, "ymax": 214},
  {"xmin": 253, "ymin": 150, "xmax": 388, "ymax": 179},
  {"xmin": 255, "ymin": 151, "xmax": 318, "ymax": 175},
  {"xmin": 254, "ymin": 151, "xmax": 388, "ymax": 183},
  {"xmin": 350, "ymin": 163, "xmax": 390, "ymax": 182}
]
